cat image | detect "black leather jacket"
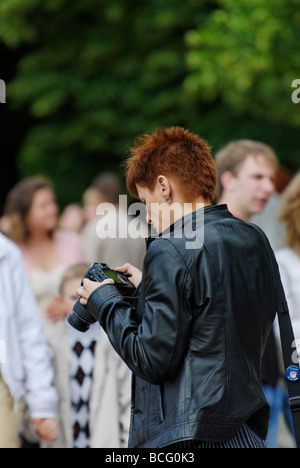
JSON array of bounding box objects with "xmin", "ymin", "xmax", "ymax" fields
[{"xmin": 87, "ymin": 204, "xmax": 279, "ymax": 448}]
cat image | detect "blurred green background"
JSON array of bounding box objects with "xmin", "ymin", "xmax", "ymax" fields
[{"xmin": 0, "ymin": 0, "xmax": 299, "ymax": 210}]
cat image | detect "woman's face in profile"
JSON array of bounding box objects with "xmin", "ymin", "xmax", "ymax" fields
[{"xmin": 136, "ymin": 182, "xmax": 174, "ymax": 234}]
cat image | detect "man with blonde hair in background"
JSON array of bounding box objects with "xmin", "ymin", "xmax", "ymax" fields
[{"xmin": 215, "ymin": 139, "xmax": 278, "ymax": 222}]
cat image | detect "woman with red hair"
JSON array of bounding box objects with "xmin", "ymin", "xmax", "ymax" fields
[{"xmin": 77, "ymin": 127, "xmax": 282, "ymax": 449}]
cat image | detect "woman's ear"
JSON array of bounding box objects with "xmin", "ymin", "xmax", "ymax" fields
[{"xmin": 157, "ymin": 175, "xmax": 171, "ymax": 202}]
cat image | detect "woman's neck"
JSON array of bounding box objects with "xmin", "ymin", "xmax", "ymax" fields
[{"xmin": 25, "ymin": 230, "xmax": 54, "ymax": 246}]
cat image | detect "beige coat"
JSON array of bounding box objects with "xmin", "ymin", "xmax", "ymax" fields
[{"xmin": 46, "ymin": 320, "xmax": 131, "ymax": 448}]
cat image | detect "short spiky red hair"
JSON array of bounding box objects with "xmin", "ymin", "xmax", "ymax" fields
[{"xmin": 125, "ymin": 127, "xmax": 216, "ymax": 202}]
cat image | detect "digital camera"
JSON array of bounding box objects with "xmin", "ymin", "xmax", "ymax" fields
[{"xmin": 68, "ymin": 262, "xmax": 135, "ymax": 332}]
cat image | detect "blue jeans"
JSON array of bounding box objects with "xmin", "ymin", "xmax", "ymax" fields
[{"xmin": 263, "ymin": 384, "xmax": 295, "ymax": 448}]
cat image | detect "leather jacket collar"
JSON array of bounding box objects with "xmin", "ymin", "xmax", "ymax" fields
[{"xmin": 146, "ymin": 204, "xmax": 233, "ymax": 248}]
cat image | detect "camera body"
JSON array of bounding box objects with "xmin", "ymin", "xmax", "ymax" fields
[
  {"xmin": 82, "ymin": 262, "xmax": 135, "ymax": 295},
  {"xmin": 68, "ymin": 262, "xmax": 135, "ymax": 332}
]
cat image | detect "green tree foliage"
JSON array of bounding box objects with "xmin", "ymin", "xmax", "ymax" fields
[
  {"xmin": 0, "ymin": 0, "xmax": 209, "ymax": 205},
  {"xmin": 0, "ymin": 0, "xmax": 299, "ymax": 206},
  {"xmin": 185, "ymin": 0, "xmax": 300, "ymax": 169}
]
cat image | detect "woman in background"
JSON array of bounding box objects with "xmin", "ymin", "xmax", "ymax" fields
[
  {"xmin": 276, "ymin": 172, "xmax": 300, "ymax": 348},
  {"xmin": 4, "ymin": 176, "xmax": 86, "ymax": 334},
  {"xmin": 274, "ymin": 172, "xmax": 300, "ymax": 446}
]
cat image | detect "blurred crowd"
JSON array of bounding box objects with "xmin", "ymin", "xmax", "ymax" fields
[
  {"xmin": 0, "ymin": 138, "xmax": 299, "ymax": 448},
  {"xmin": 0, "ymin": 171, "xmax": 146, "ymax": 448}
]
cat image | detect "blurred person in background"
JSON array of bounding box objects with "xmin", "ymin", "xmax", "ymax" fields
[
  {"xmin": 0, "ymin": 232, "xmax": 58, "ymax": 448},
  {"xmin": 81, "ymin": 171, "xmax": 146, "ymax": 270},
  {"xmin": 251, "ymin": 166, "xmax": 292, "ymax": 251},
  {"xmin": 215, "ymin": 139, "xmax": 278, "ymax": 222},
  {"xmin": 276, "ymin": 172, "xmax": 300, "ymax": 340},
  {"xmin": 4, "ymin": 176, "xmax": 86, "ymax": 334},
  {"xmin": 59, "ymin": 204, "xmax": 85, "ymax": 234},
  {"xmin": 46, "ymin": 264, "xmax": 131, "ymax": 448},
  {"xmin": 82, "ymin": 186, "xmax": 104, "ymax": 225},
  {"xmin": 214, "ymin": 140, "xmax": 287, "ymax": 448},
  {"xmin": 274, "ymin": 172, "xmax": 300, "ymax": 446}
]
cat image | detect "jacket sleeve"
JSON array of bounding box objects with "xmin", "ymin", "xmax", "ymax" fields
[
  {"xmin": 12, "ymin": 247, "xmax": 58, "ymax": 418},
  {"xmin": 87, "ymin": 238, "xmax": 193, "ymax": 384}
]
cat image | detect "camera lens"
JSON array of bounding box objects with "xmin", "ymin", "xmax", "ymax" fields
[{"xmin": 68, "ymin": 299, "xmax": 97, "ymax": 333}]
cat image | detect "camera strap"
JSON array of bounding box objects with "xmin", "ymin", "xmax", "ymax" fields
[{"xmin": 274, "ymin": 262, "xmax": 300, "ymax": 448}]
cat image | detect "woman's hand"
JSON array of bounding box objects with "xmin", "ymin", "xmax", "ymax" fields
[
  {"xmin": 116, "ymin": 263, "xmax": 142, "ymax": 288},
  {"xmin": 76, "ymin": 278, "xmax": 114, "ymax": 306},
  {"xmin": 76, "ymin": 263, "xmax": 142, "ymax": 306}
]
